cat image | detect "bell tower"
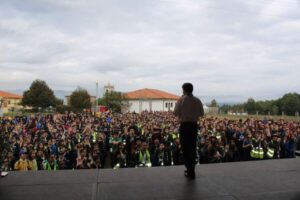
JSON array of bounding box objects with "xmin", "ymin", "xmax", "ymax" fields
[{"xmin": 104, "ymin": 82, "xmax": 114, "ymax": 93}]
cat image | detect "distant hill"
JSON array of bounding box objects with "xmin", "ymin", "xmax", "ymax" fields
[{"xmin": 197, "ymin": 95, "xmax": 246, "ymax": 106}]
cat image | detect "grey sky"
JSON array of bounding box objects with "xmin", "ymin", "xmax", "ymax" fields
[{"xmin": 0, "ymin": 0, "xmax": 300, "ymax": 102}]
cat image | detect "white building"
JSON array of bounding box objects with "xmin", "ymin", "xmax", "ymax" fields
[
  {"xmin": 203, "ymin": 104, "xmax": 209, "ymax": 114},
  {"xmin": 123, "ymin": 88, "xmax": 180, "ymax": 113}
]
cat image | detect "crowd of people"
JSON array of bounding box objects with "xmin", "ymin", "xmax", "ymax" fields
[{"xmin": 0, "ymin": 111, "xmax": 299, "ymax": 171}]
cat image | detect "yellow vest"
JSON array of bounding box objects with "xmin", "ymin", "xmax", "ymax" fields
[
  {"xmin": 251, "ymin": 147, "xmax": 264, "ymax": 159},
  {"xmin": 250, "ymin": 148, "xmax": 258, "ymax": 159},
  {"xmin": 14, "ymin": 159, "xmax": 29, "ymax": 171},
  {"xmin": 266, "ymin": 148, "xmax": 274, "ymax": 158},
  {"xmin": 258, "ymin": 148, "xmax": 264, "ymax": 159},
  {"xmin": 93, "ymin": 132, "xmax": 97, "ymax": 143},
  {"xmin": 28, "ymin": 159, "xmax": 38, "ymax": 171}
]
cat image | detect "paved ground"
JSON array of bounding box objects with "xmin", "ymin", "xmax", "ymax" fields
[{"xmin": 0, "ymin": 158, "xmax": 299, "ymax": 200}]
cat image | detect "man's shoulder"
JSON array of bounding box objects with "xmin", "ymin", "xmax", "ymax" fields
[
  {"xmin": 178, "ymin": 96, "xmax": 184, "ymax": 100},
  {"xmin": 192, "ymin": 96, "xmax": 200, "ymax": 100},
  {"xmin": 192, "ymin": 96, "xmax": 202, "ymax": 103},
  {"xmin": 181, "ymin": 95, "xmax": 201, "ymax": 102},
  {"xmin": 176, "ymin": 96, "xmax": 184, "ymax": 103}
]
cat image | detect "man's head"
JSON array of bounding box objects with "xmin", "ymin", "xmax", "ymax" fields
[
  {"xmin": 49, "ymin": 154, "xmax": 56, "ymax": 161},
  {"xmin": 159, "ymin": 143, "xmax": 165, "ymax": 150},
  {"xmin": 118, "ymin": 143, "xmax": 125, "ymax": 150},
  {"xmin": 154, "ymin": 138, "xmax": 160, "ymax": 145},
  {"xmin": 37, "ymin": 150, "xmax": 44, "ymax": 157},
  {"xmin": 141, "ymin": 142, "xmax": 148, "ymax": 150},
  {"xmin": 19, "ymin": 150, "xmax": 27, "ymax": 160},
  {"xmin": 182, "ymin": 83, "xmax": 193, "ymax": 95},
  {"xmin": 112, "ymin": 132, "xmax": 118, "ymax": 138}
]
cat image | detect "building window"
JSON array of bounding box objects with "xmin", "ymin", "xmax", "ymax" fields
[{"xmin": 165, "ymin": 102, "xmax": 174, "ymax": 109}]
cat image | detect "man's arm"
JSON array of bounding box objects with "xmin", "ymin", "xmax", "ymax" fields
[
  {"xmin": 174, "ymin": 98, "xmax": 182, "ymax": 117},
  {"xmin": 198, "ymin": 99, "xmax": 204, "ymax": 117}
]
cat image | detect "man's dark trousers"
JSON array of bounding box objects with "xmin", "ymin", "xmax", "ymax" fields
[{"xmin": 179, "ymin": 122, "xmax": 198, "ymax": 174}]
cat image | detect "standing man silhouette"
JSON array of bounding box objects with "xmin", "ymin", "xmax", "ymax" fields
[{"xmin": 174, "ymin": 83, "xmax": 204, "ymax": 179}]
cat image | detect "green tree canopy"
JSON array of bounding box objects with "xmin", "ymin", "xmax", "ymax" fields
[
  {"xmin": 220, "ymin": 93, "xmax": 300, "ymax": 116},
  {"xmin": 69, "ymin": 88, "xmax": 92, "ymax": 112},
  {"xmin": 22, "ymin": 80, "xmax": 57, "ymax": 110},
  {"xmin": 280, "ymin": 93, "xmax": 300, "ymax": 115},
  {"xmin": 244, "ymin": 98, "xmax": 256, "ymax": 114},
  {"xmin": 98, "ymin": 91, "xmax": 128, "ymax": 113}
]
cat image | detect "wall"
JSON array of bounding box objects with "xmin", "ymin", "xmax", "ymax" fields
[
  {"xmin": 1, "ymin": 98, "xmax": 23, "ymax": 114},
  {"xmin": 125, "ymin": 99, "xmax": 178, "ymax": 113}
]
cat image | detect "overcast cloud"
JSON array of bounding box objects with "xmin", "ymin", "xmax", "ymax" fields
[{"xmin": 0, "ymin": 0, "xmax": 300, "ymax": 102}]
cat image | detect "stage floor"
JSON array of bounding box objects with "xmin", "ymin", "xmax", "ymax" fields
[{"xmin": 0, "ymin": 158, "xmax": 299, "ymax": 200}]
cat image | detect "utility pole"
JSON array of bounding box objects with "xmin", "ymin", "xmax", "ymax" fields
[
  {"xmin": 0, "ymin": 97, "xmax": 3, "ymax": 118},
  {"xmin": 96, "ymin": 82, "xmax": 99, "ymax": 112}
]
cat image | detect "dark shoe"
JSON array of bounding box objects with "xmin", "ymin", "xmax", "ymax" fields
[
  {"xmin": 184, "ymin": 170, "xmax": 195, "ymax": 180},
  {"xmin": 189, "ymin": 171, "xmax": 196, "ymax": 179}
]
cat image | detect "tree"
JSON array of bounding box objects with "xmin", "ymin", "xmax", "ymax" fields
[
  {"xmin": 98, "ymin": 91, "xmax": 129, "ymax": 113},
  {"xmin": 220, "ymin": 104, "xmax": 231, "ymax": 113},
  {"xmin": 22, "ymin": 80, "xmax": 57, "ymax": 110},
  {"xmin": 271, "ymin": 105, "xmax": 279, "ymax": 115},
  {"xmin": 54, "ymin": 98, "xmax": 64, "ymax": 106},
  {"xmin": 219, "ymin": 93, "xmax": 300, "ymax": 116},
  {"xmin": 56, "ymin": 105, "xmax": 72, "ymax": 113},
  {"xmin": 280, "ymin": 93, "xmax": 300, "ymax": 116},
  {"xmin": 244, "ymin": 98, "xmax": 256, "ymax": 114},
  {"xmin": 210, "ymin": 99, "xmax": 218, "ymax": 107},
  {"xmin": 69, "ymin": 88, "xmax": 92, "ymax": 112}
]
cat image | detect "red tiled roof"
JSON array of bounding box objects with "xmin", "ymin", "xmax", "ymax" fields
[
  {"xmin": 124, "ymin": 88, "xmax": 180, "ymax": 100},
  {"xmin": 0, "ymin": 91, "xmax": 23, "ymax": 99}
]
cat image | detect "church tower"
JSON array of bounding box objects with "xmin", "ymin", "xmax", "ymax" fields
[{"xmin": 104, "ymin": 82, "xmax": 114, "ymax": 93}]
